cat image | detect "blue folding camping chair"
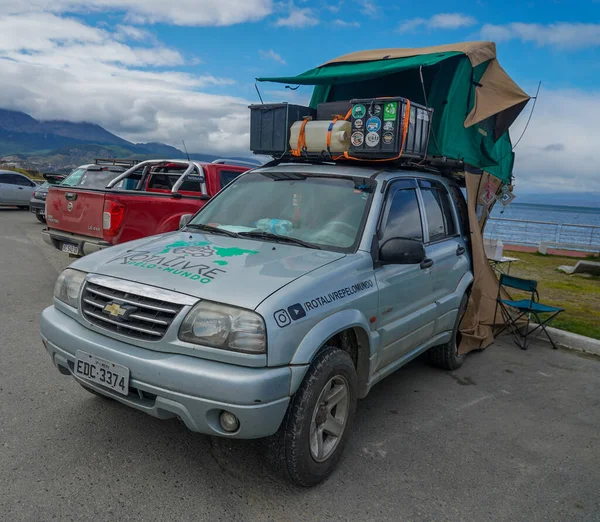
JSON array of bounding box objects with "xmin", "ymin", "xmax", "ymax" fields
[{"xmin": 495, "ymin": 274, "xmax": 564, "ymax": 350}]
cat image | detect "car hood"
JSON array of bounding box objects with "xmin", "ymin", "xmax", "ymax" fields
[{"xmin": 71, "ymin": 231, "xmax": 345, "ymax": 309}]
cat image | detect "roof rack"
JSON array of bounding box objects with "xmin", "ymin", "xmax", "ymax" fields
[
  {"xmin": 258, "ymin": 154, "xmax": 464, "ymax": 175},
  {"xmin": 94, "ymin": 158, "xmax": 139, "ymax": 167}
]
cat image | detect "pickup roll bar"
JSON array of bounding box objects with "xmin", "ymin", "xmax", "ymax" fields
[{"xmin": 106, "ymin": 159, "xmax": 206, "ymax": 194}]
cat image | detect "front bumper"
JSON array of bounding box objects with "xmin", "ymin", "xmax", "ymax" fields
[
  {"xmin": 29, "ymin": 198, "xmax": 45, "ymax": 212},
  {"xmin": 41, "ymin": 228, "xmax": 111, "ymax": 256},
  {"xmin": 40, "ymin": 306, "xmax": 292, "ymax": 438}
]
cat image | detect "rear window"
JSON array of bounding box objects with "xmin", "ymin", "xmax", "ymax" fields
[
  {"xmin": 147, "ymin": 168, "xmax": 204, "ymax": 193},
  {"xmin": 220, "ymin": 169, "xmax": 243, "ymax": 189}
]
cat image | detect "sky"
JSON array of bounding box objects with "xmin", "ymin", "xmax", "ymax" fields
[{"xmin": 0, "ymin": 0, "xmax": 598, "ymax": 201}]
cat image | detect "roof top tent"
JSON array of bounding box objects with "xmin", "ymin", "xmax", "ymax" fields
[{"xmin": 257, "ymin": 41, "xmax": 530, "ymax": 184}]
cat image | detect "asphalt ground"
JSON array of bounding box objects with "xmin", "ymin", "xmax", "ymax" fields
[{"xmin": 1, "ymin": 208, "xmax": 599, "ymax": 522}]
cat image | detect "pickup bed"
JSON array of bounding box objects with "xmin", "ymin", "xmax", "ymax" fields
[{"xmin": 42, "ymin": 160, "xmax": 250, "ymax": 256}]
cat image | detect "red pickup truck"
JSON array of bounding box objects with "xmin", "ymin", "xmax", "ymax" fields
[{"xmin": 41, "ymin": 159, "xmax": 251, "ymax": 256}]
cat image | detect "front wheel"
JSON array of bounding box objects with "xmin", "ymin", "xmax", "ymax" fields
[
  {"xmin": 36, "ymin": 214, "xmax": 46, "ymax": 223},
  {"xmin": 268, "ymin": 345, "xmax": 357, "ymax": 487}
]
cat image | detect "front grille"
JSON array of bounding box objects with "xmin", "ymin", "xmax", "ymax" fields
[{"xmin": 81, "ymin": 281, "xmax": 184, "ymax": 341}]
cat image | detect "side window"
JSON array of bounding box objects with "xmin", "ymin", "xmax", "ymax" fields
[
  {"xmin": 380, "ymin": 184, "xmax": 423, "ymax": 242},
  {"xmin": 419, "ymin": 180, "xmax": 457, "ymax": 242},
  {"xmin": 220, "ymin": 169, "xmax": 243, "ymax": 189},
  {"xmin": 0, "ymin": 173, "xmax": 8, "ymax": 183},
  {"xmin": 14, "ymin": 175, "xmax": 34, "ymax": 187}
]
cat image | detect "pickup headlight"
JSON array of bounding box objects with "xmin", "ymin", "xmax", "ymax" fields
[
  {"xmin": 179, "ymin": 301, "xmax": 266, "ymax": 354},
  {"xmin": 53, "ymin": 269, "xmax": 86, "ymax": 308}
]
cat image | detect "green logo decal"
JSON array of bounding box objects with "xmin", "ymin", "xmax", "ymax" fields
[
  {"xmin": 110, "ymin": 239, "xmax": 258, "ymax": 285},
  {"xmin": 384, "ymin": 102, "xmax": 397, "ymax": 121},
  {"xmin": 352, "ymin": 104, "xmax": 366, "ymax": 119},
  {"xmin": 158, "ymin": 240, "xmax": 210, "ymax": 254}
]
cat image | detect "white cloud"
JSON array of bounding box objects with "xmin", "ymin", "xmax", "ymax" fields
[
  {"xmin": 0, "ymin": 0, "xmax": 274, "ymax": 26},
  {"xmin": 333, "ymin": 19, "xmax": 360, "ymax": 28},
  {"xmin": 274, "ymin": 5, "xmax": 319, "ymax": 28},
  {"xmin": 356, "ymin": 0, "xmax": 377, "ymax": 17},
  {"xmin": 481, "ymin": 22, "xmax": 600, "ymax": 50},
  {"xmin": 511, "ymin": 89, "xmax": 600, "ymax": 193},
  {"xmin": 0, "ymin": 12, "xmax": 250, "ymax": 154},
  {"xmin": 324, "ymin": 2, "xmax": 343, "ymax": 13},
  {"xmin": 259, "ymin": 49, "xmax": 286, "ymax": 64},
  {"xmin": 399, "ymin": 12, "xmax": 477, "ymax": 33}
]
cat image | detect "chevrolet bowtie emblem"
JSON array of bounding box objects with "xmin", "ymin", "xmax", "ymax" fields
[{"xmin": 103, "ymin": 302, "xmax": 129, "ymax": 318}]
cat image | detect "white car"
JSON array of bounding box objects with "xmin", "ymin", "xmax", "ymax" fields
[{"xmin": 0, "ymin": 170, "xmax": 39, "ymax": 208}]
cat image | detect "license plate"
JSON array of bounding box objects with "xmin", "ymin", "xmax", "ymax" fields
[
  {"xmin": 62, "ymin": 242, "xmax": 79, "ymax": 255},
  {"xmin": 74, "ymin": 350, "xmax": 130, "ymax": 396}
]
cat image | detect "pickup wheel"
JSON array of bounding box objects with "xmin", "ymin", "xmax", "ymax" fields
[
  {"xmin": 428, "ymin": 292, "xmax": 469, "ymax": 370},
  {"xmin": 268, "ymin": 345, "xmax": 357, "ymax": 487}
]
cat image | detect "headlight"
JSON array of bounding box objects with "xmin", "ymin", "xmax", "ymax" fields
[
  {"xmin": 53, "ymin": 269, "xmax": 86, "ymax": 308},
  {"xmin": 179, "ymin": 301, "xmax": 266, "ymax": 354}
]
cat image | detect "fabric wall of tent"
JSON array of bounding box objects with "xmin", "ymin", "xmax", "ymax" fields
[{"xmin": 258, "ymin": 41, "xmax": 530, "ymax": 184}]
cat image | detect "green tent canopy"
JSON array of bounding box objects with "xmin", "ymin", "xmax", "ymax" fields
[{"xmin": 257, "ymin": 41, "xmax": 529, "ymax": 183}]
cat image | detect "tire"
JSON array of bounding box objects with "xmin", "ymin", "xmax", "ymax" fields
[
  {"xmin": 36, "ymin": 214, "xmax": 46, "ymax": 223},
  {"xmin": 429, "ymin": 292, "xmax": 470, "ymax": 370},
  {"xmin": 268, "ymin": 345, "xmax": 357, "ymax": 487},
  {"xmin": 18, "ymin": 206, "xmax": 29, "ymax": 210}
]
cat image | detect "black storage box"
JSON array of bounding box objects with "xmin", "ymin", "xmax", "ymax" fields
[
  {"xmin": 316, "ymin": 101, "xmax": 353, "ymax": 121},
  {"xmin": 249, "ymin": 103, "xmax": 316, "ymax": 156},
  {"xmin": 348, "ymin": 97, "xmax": 432, "ymax": 159}
]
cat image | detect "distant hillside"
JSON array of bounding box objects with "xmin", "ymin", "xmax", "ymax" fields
[{"xmin": 0, "ymin": 109, "xmax": 259, "ymax": 172}]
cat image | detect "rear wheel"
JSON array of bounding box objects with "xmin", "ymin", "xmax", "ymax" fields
[
  {"xmin": 429, "ymin": 292, "xmax": 469, "ymax": 370},
  {"xmin": 268, "ymin": 345, "xmax": 357, "ymax": 487}
]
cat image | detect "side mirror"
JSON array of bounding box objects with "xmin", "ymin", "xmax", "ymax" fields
[
  {"xmin": 179, "ymin": 214, "xmax": 193, "ymax": 229},
  {"xmin": 379, "ymin": 237, "xmax": 426, "ymax": 265}
]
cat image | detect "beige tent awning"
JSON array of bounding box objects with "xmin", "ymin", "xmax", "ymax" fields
[{"xmin": 324, "ymin": 41, "xmax": 497, "ymax": 68}]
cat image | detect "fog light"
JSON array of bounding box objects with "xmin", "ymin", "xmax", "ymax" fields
[{"xmin": 219, "ymin": 410, "xmax": 240, "ymax": 432}]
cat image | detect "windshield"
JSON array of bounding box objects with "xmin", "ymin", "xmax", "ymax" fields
[
  {"xmin": 190, "ymin": 171, "xmax": 374, "ymax": 252},
  {"xmin": 78, "ymin": 169, "xmax": 123, "ymax": 189},
  {"xmin": 60, "ymin": 168, "xmax": 87, "ymax": 186}
]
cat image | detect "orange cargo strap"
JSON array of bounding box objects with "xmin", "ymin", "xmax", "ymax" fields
[
  {"xmin": 326, "ymin": 109, "xmax": 353, "ymax": 154},
  {"xmin": 291, "ymin": 117, "xmax": 311, "ymax": 157}
]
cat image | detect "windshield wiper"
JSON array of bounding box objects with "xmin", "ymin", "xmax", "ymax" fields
[
  {"xmin": 184, "ymin": 223, "xmax": 240, "ymax": 237},
  {"xmin": 238, "ymin": 231, "xmax": 321, "ymax": 249}
]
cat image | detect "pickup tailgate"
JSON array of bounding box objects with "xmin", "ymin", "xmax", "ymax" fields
[{"xmin": 46, "ymin": 187, "xmax": 105, "ymax": 238}]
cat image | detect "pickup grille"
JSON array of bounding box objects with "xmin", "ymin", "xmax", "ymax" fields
[{"xmin": 81, "ymin": 281, "xmax": 184, "ymax": 341}]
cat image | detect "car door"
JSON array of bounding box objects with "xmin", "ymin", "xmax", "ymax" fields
[
  {"xmin": 417, "ymin": 179, "xmax": 470, "ymax": 334},
  {"xmin": 13, "ymin": 174, "xmax": 36, "ymax": 205},
  {"xmin": 0, "ymin": 173, "xmax": 23, "ymax": 204},
  {"xmin": 374, "ymin": 178, "xmax": 437, "ymax": 371}
]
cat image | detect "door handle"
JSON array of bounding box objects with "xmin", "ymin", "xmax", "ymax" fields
[
  {"xmin": 420, "ymin": 258, "xmax": 434, "ymax": 269},
  {"xmin": 18, "ymin": 187, "xmax": 24, "ymax": 190},
  {"xmin": 456, "ymin": 246, "xmax": 465, "ymax": 256},
  {"xmin": 65, "ymin": 192, "xmax": 78, "ymax": 201}
]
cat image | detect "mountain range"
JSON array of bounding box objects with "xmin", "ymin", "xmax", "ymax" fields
[{"xmin": 0, "ymin": 109, "xmax": 257, "ymax": 172}]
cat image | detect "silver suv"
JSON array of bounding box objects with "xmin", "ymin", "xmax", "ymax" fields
[{"xmin": 41, "ymin": 164, "xmax": 472, "ymax": 486}]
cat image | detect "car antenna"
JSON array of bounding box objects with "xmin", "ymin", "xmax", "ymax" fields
[{"xmin": 181, "ymin": 140, "xmax": 191, "ymax": 161}]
